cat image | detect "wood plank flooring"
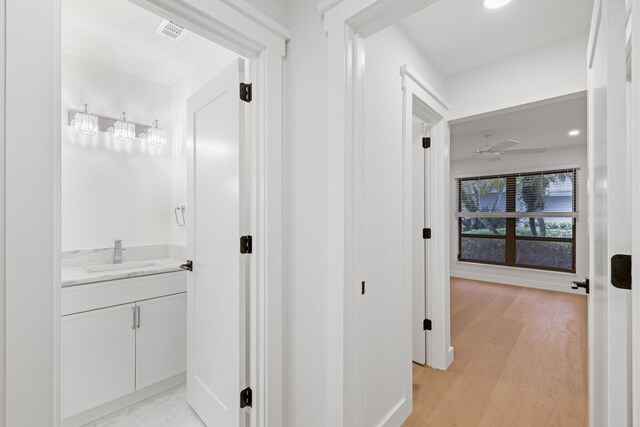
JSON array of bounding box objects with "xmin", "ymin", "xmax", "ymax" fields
[{"xmin": 403, "ymin": 277, "xmax": 588, "ymax": 427}]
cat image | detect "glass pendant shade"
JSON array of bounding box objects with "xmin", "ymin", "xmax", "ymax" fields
[
  {"xmin": 145, "ymin": 119, "xmax": 167, "ymax": 146},
  {"xmin": 113, "ymin": 112, "xmax": 136, "ymax": 141},
  {"xmin": 74, "ymin": 104, "xmax": 99, "ymax": 135}
]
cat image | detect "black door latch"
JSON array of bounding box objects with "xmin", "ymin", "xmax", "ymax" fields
[
  {"xmin": 571, "ymin": 278, "xmax": 589, "ymax": 294},
  {"xmin": 180, "ymin": 260, "xmax": 193, "ymax": 271}
]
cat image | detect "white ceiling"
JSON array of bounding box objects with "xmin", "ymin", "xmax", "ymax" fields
[
  {"xmin": 449, "ymin": 94, "xmax": 587, "ymax": 161},
  {"xmin": 400, "ymin": 0, "xmax": 594, "ymax": 76},
  {"xmin": 62, "ymin": 0, "xmax": 237, "ymax": 87}
]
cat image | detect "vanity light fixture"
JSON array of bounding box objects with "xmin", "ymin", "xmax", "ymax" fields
[
  {"xmin": 73, "ymin": 104, "xmax": 99, "ymax": 135},
  {"xmin": 483, "ymin": 0, "xmax": 512, "ymax": 9},
  {"xmin": 143, "ymin": 119, "xmax": 167, "ymax": 146},
  {"xmin": 113, "ymin": 112, "xmax": 136, "ymax": 141}
]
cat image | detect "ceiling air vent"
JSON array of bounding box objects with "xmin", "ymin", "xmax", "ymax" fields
[{"xmin": 156, "ymin": 19, "xmax": 186, "ymax": 41}]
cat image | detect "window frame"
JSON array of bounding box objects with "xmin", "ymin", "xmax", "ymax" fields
[{"xmin": 457, "ymin": 169, "xmax": 577, "ymax": 273}]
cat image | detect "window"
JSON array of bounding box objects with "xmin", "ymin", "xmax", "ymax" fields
[{"xmin": 457, "ymin": 169, "xmax": 577, "ymax": 273}]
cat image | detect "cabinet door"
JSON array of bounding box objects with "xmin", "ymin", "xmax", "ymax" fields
[
  {"xmin": 61, "ymin": 303, "xmax": 136, "ymax": 419},
  {"xmin": 135, "ymin": 293, "xmax": 187, "ymax": 389}
]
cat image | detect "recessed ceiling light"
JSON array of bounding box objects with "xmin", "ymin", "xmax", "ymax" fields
[
  {"xmin": 483, "ymin": 0, "xmax": 512, "ymax": 9},
  {"xmin": 568, "ymin": 130, "xmax": 580, "ymax": 136}
]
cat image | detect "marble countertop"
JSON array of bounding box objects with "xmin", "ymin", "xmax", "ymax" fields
[{"xmin": 62, "ymin": 257, "xmax": 186, "ymax": 287}]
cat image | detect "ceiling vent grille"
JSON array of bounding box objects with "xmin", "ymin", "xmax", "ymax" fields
[{"xmin": 156, "ymin": 19, "xmax": 186, "ymax": 41}]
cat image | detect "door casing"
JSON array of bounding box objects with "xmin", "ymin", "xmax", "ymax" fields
[{"xmin": 402, "ymin": 66, "xmax": 452, "ymax": 371}]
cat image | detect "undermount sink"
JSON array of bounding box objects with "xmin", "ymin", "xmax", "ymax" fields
[{"xmin": 83, "ymin": 261, "xmax": 161, "ymax": 273}]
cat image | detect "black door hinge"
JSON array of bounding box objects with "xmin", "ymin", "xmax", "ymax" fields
[
  {"xmin": 240, "ymin": 82, "xmax": 252, "ymax": 103},
  {"xmin": 240, "ymin": 387, "xmax": 252, "ymax": 408},
  {"xmin": 361, "ymin": 281, "xmax": 366, "ymax": 295},
  {"xmin": 180, "ymin": 260, "xmax": 193, "ymax": 271},
  {"xmin": 240, "ymin": 235, "xmax": 253, "ymax": 254},
  {"xmin": 423, "ymin": 319, "xmax": 432, "ymax": 331},
  {"xmin": 611, "ymin": 254, "xmax": 632, "ymax": 290},
  {"xmin": 422, "ymin": 137, "xmax": 431, "ymax": 149},
  {"xmin": 423, "ymin": 228, "xmax": 431, "ymax": 240}
]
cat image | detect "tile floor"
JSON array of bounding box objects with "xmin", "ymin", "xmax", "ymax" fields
[{"xmin": 83, "ymin": 384, "xmax": 204, "ymax": 427}]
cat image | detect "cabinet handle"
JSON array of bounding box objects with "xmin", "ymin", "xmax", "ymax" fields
[
  {"xmin": 136, "ymin": 306, "xmax": 141, "ymax": 329},
  {"xmin": 132, "ymin": 306, "xmax": 136, "ymax": 330}
]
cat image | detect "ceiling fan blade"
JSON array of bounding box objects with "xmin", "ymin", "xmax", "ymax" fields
[
  {"xmin": 500, "ymin": 148, "xmax": 546, "ymax": 155},
  {"xmin": 490, "ymin": 139, "xmax": 519, "ymax": 152},
  {"xmin": 487, "ymin": 155, "xmax": 502, "ymax": 162}
]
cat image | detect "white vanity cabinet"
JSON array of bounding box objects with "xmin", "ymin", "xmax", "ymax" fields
[
  {"xmin": 61, "ymin": 303, "xmax": 137, "ymax": 419},
  {"xmin": 61, "ymin": 272, "xmax": 187, "ymax": 423},
  {"xmin": 135, "ymin": 293, "xmax": 187, "ymax": 389}
]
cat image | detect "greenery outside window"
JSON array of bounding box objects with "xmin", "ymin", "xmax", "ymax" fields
[{"xmin": 457, "ymin": 169, "xmax": 577, "ymax": 273}]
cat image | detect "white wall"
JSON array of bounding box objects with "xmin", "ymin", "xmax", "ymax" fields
[
  {"xmin": 243, "ymin": 0, "xmax": 288, "ymax": 27},
  {"xmin": 379, "ymin": 26, "xmax": 446, "ymax": 95},
  {"xmin": 446, "ymin": 32, "xmax": 588, "ymax": 120},
  {"xmin": 61, "ymin": 51, "xmax": 239, "ymax": 252},
  {"xmin": 282, "ymin": 0, "xmax": 329, "ymax": 424},
  {"xmin": 450, "ymin": 145, "xmax": 588, "ymax": 293},
  {"xmin": 61, "ymin": 54, "xmax": 173, "ymax": 251},
  {"xmin": 362, "ymin": 24, "xmax": 447, "ymax": 425}
]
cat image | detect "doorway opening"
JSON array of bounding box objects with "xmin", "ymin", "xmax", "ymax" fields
[
  {"xmin": 410, "ymin": 93, "xmax": 589, "ymax": 425},
  {"xmin": 323, "ymin": 0, "xmax": 601, "ymax": 425},
  {"xmin": 57, "ymin": 1, "xmax": 269, "ymax": 426}
]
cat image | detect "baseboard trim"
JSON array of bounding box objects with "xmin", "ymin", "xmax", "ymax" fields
[
  {"xmin": 446, "ymin": 346, "xmax": 454, "ymax": 368},
  {"xmin": 61, "ymin": 373, "xmax": 186, "ymax": 427},
  {"xmin": 451, "ymin": 269, "xmax": 584, "ymax": 295}
]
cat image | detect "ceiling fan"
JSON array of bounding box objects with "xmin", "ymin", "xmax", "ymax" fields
[{"xmin": 473, "ymin": 131, "xmax": 546, "ymax": 162}]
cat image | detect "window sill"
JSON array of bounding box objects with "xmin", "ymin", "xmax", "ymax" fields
[{"xmin": 455, "ymin": 260, "xmax": 578, "ymax": 276}]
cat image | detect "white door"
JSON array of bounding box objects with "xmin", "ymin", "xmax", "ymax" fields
[
  {"xmin": 631, "ymin": 0, "xmax": 640, "ymax": 422},
  {"xmin": 135, "ymin": 293, "xmax": 187, "ymax": 389},
  {"xmin": 186, "ymin": 58, "xmax": 249, "ymax": 427},
  {"xmin": 61, "ymin": 303, "xmax": 136, "ymax": 419},
  {"xmin": 412, "ymin": 121, "xmax": 428, "ymax": 365},
  {"xmin": 587, "ymin": 0, "xmax": 632, "ymax": 425}
]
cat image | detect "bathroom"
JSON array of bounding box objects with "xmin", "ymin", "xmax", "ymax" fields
[{"xmin": 59, "ymin": 0, "xmax": 248, "ymax": 425}]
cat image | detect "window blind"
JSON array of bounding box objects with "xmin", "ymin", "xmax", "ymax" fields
[{"xmin": 456, "ymin": 168, "xmax": 578, "ymax": 219}]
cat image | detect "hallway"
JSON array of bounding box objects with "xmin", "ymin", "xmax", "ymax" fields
[{"xmin": 404, "ymin": 278, "xmax": 588, "ymax": 426}]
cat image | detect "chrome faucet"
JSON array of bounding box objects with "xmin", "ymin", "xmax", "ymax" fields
[{"xmin": 114, "ymin": 239, "xmax": 123, "ymax": 264}]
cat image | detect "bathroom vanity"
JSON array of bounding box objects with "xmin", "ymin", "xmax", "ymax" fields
[{"xmin": 60, "ymin": 246, "xmax": 187, "ymax": 426}]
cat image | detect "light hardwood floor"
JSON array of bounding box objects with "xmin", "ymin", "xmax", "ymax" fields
[{"xmin": 403, "ymin": 277, "xmax": 588, "ymax": 427}]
